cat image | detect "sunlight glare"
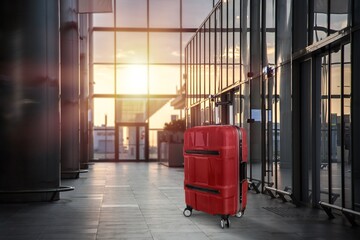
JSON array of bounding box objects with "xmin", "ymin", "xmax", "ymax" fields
[{"xmin": 117, "ymin": 64, "xmax": 147, "ymax": 94}]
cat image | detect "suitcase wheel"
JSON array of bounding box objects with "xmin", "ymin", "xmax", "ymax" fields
[
  {"xmin": 235, "ymin": 211, "xmax": 244, "ymax": 218},
  {"xmin": 183, "ymin": 207, "xmax": 192, "ymax": 217},
  {"xmin": 220, "ymin": 216, "xmax": 230, "ymax": 229}
]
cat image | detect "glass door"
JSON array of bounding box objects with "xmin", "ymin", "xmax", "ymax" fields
[{"xmin": 115, "ymin": 123, "xmax": 148, "ymax": 161}]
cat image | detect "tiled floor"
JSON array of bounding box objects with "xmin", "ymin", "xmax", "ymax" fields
[{"xmin": 0, "ymin": 162, "xmax": 359, "ymax": 240}]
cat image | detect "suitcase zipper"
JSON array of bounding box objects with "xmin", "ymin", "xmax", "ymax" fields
[
  {"xmin": 184, "ymin": 150, "xmax": 220, "ymax": 155},
  {"xmin": 185, "ymin": 184, "xmax": 220, "ymax": 194}
]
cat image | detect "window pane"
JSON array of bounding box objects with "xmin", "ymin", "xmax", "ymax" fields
[
  {"xmin": 183, "ymin": 0, "xmax": 214, "ymax": 28},
  {"xmin": 204, "ymin": 21, "xmax": 210, "ymax": 96},
  {"xmin": 330, "ymin": 0, "xmax": 349, "ymax": 32},
  {"xmin": 241, "ymin": 0, "xmax": 250, "ymax": 82},
  {"xmin": 314, "ymin": 0, "xmax": 328, "ymax": 42},
  {"xmin": 234, "ymin": 0, "xmax": 240, "ymax": 83},
  {"xmin": 93, "ymin": 11, "xmax": 114, "ymax": 27},
  {"xmin": 93, "ymin": 32, "xmax": 114, "ymax": 63},
  {"xmin": 150, "ymin": 0, "xmax": 180, "ymax": 28},
  {"xmin": 266, "ymin": 0, "xmax": 275, "ymax": 66},
  {"xmin": 149, "ymin": 65, "xmax": 180, "ymax": 94},
  {"xmin": 94, "ymin": 98, "xmax": 115, "ymax": 127},
  {"xmin": 117, "ymin": 32, "xmax": 147, "ymax": 64},
  {"xmin": 330, "ymin": 50, "xmax": 342, "ymax": 205},
  {"xmin": 196, "ymin": 35, "xmax": 201, "ymax": 102},
  {"xmin": 222, "ymin": 2, "xmax": 228, "ymax": 88},
  {"xmin": 216, "ymin": 6, "xmax": 221, "ymax": 91},
  {"xmin": 183, "ymin": 33, "xmax": 194, "ymax": 63},
  {"xmin": 210, "ymin": 13, "xmax": 215, "ymax": 94},
  {"xmin": 149, "ymin": 101, "xmax": 180, "ymax": 129},
  {"xmin": 149, "ymin": 33, "xmax": 180, "ymax": 63},
  {"xmin": 116, "ymin": 0, "xmax": 147, "ymax": 27},
  {"xmin": 228, "ymin": 0, "xmax": 234, "ymax": 85},
  {"xmin": 115, "ymin": 98, "xmax": 147, "ymax": 122},
  {"xmin": 343, "ymin": 44, "xmax": 351, "ymax": 208},
  {"xmin": 149, "ymin": 129, "xmax": 159, "ymax": 159},
  {"xmin": 200, "ymin": 28, "xmax": 205, "ymax": 98},
  {"xmin": 116, "ymin": 65, "xmax": 147, "ymax": 94},
  {"xmin": 320, "ymin": 55, "xmax": 329, "ymax": 202},
  {"xmin": 93, "ymin": 126, "xmax": 115, "ymax": 160},
  {"xmin": 93, "ymin": 64, "xmax": 114, "ymax": 94}
]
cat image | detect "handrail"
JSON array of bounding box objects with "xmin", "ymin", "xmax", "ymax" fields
[
  {"xmin": 264, "ymin": 186, "xmax": 300, "ymax": 206},
  {"xmin": 319, "ymin": 201, "xmax": 359, "ymax": 226}
]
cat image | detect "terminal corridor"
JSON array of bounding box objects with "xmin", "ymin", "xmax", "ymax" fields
[{"xmin": 0, "ymin": 163, "xmax": 359, "ymax": 240}]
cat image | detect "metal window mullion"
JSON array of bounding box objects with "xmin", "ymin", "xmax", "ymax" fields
[
  {"xmin": 225, "ymin": 0, "xmax": 229, "ymax": 88},
  {"xmin": 340, "ymin": 45, "xmax": 345, "ymax": 208},
  {"xmin": 327, "ymin": 0, "xmax": 330, "ymax": 37},
  {"xmin": 328, "ymin": 52, "xmax": 332, "ymax": 204},
  {"xmin": 192, "ymin": 42, "xmax": 195, "ymax": 105},
  {"xmin": 209, "ymin": 19, "xmax": 213, "ymax": 122},
  {"xmin": 232, "ymin": 0, "xmax": 235, "ymax": 85},
  {"xmin": 195, "ymin": 36, "xmax": 197, "ymax": 103},
  {"xmin": 204, "ymin": 26, "xmax": 206, "ymax": 98},
  {"xmin": 220, "ymin": 4, "xmax": 223, "ymax": 91},
  {"xmin": 146, "ymin": 0, "xmax": 150, "ymax": 160},
  {"xmin": 274, "ymin": 0, "xmax": 278, "ymax": 189},
  {"xmin": 114, "ymin": 0, "xmax": 117, "ymax": 160},
  {"xmin": 199, "ymin": 33, "xmax": 201, "ymax": 101},
  {"xmin": 214, "ymin": 10, "xmax": 217, "ymax": 94},
  {"xmin": 180, "ymin": 0, "xmax": 183, "ymax": 108}
]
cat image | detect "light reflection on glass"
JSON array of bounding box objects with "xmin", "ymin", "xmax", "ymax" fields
[
  {"xmin": 182, "ymin": 0, "xmax": 214, "ymax": 28},
  {"xmin": 150, "ymin": 33, "xmax": 180, "ymax": 64},
  {"xmin": 117, "ymin": 32, "xmax": 147, "ymax": 64},
  {"xmin": 94, "ymin": 32, "xmax": 114, "ymax": 63},
  {"xmin": 116, "ymin": 65, "xmax": 147, "ymax": 94},
  {"xmin": 149, "ymin": 65, "xmax": 179, "ymax": 94},
  {"xmin": 116, "ymin": 0, "xmax": 147, "ymax": 27},
  {"xmin": 93, "ymin": 65, "xmax": 114, "ymax": 94}
]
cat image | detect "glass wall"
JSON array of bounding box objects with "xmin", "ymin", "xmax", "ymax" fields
[
  {"xmin": 313, "ymin": 0, "xmax": 350, "ymax": 43},
  {"xmin": 91, "ymin": 0, "xmax": 214, "ymax": 160},
  {"xmin": 184, "ymin": 0, "xmax": 357, "ymax": 213},
  {"xmin": 318, "ymin": 43, "xmax": 352, "ymax": 207},
  {"xmin": 185, "ymin": 0, "xmax": 292, "ymax": 192}
]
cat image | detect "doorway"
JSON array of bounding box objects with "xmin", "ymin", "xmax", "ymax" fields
[{"xmin": 115, "ymin": 123, "xmax": 148, "ymax": 161}]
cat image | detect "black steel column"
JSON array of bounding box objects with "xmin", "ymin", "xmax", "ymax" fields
[
  {"xmin": 292, "ymin": 0, "xmax": 308, "ymax": 204},
  {"xmin": 250, "ymin": 0, "xmax": 263, "ymax": 187},
  {"xmin": 0, "ymin": 0, "xmax": 61, "ymax": 202},
  {"xmin": 79, "ymin": 14, "xmax": 90, "ymax": 169},
  {"xmin": 60, "ymin": 0, "xmax": 81, "ymax": 179},
  {"xmin": 352, "ymin": 0, "xmax": 360, "ymax": 211}
]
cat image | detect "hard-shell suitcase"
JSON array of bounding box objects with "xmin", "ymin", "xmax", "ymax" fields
[{"xmin": 182, "ymin": 125, "xmax": 248, "ymax": 228}]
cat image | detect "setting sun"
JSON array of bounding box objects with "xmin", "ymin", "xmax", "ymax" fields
[{"xmin": 117, "ymin": 64, "xmax": 148, "ymax": 94}]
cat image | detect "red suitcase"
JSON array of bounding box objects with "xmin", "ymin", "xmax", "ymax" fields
[{"xmin": 182, "ymin": 125, "xmax": 248, "ymax": 228}]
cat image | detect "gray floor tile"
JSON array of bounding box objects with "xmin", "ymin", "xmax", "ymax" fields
[{"xmin": 0, "ymin": 162, "xmax": 359, "ymax": 240}]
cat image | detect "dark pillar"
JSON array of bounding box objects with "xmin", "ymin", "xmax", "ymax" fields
[
  {"xmin": 277, "ymin": 0, "xmax": 293, "ymax": 180},
  {"xmin": 60, "ymin": 0, "xmax": 81, "ymax": 179},
  {"xmin": 352, "ymin": 0, "xmax": 360, "ymax": 211},
  {"xmin": 0, "ymin": 0, "xmax": 60, "ymax": 202},
  {"xmin": 79, "ymin": 14, "xmax": 90, "ymax": 169},
  {"xmin": 292, "ymin": 0, "xmax": 309, "ymax": 203},
  {"xmin": 88, "ymin": 15, "xmax": 95, "ymax": 161},
  {"xmin": 250, "ymin": 0, "xmax": 262, "ymax": 183}
]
